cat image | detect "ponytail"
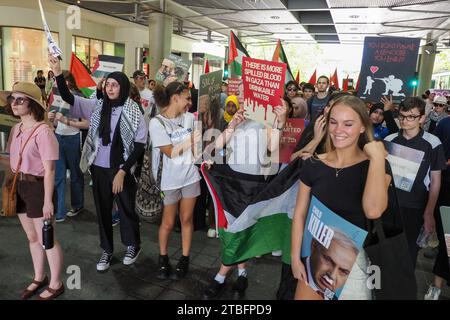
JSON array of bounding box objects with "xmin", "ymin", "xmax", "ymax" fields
[{"xmin": 153, "ymin": 81, "xmax": 188, "ymax": 108}]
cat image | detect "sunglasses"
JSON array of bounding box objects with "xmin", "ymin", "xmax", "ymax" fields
[
  {"xmin": 7, "ymin": 95, "xmax": 29, "ymax": 105},
  {"xmin": 433, "ymin": 103, "xmax": 445, "ymax": 108},
  {"xmin": 287, "ymin": 87, "xmax": 297, "ymax": 92}
]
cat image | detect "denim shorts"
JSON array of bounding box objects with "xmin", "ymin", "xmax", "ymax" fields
[{"xmin": 163, "ymin": 181, "xmax": 201, "ymax": 206}]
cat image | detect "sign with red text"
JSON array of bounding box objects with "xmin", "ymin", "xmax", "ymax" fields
[
  {"xmin": 357, "ymin": 37, "xmax": 420, "ymax": 103},
  {"xmin": 279, "ymin": 119, "xmax": 305, "ymax": 163},
  {"xmin": 227, "ymin": 78, "xmax": 244, "ymax": 108},
  {"xmin": 242, "ymin": 57, "xmax": 286, "ymax": 127}
]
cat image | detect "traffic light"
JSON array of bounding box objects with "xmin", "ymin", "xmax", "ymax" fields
[
  {"xmin": 410, "ymin": 79, "xmax": 418, "ymax": 87},
  {"xmin": 223, "ymin": 69, "xmax": 229, "ymax": 79}
]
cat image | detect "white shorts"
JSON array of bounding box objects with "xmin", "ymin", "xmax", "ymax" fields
[{"xmin": 163, "ymin": 181, "xmax": 201, "ymax": 205}]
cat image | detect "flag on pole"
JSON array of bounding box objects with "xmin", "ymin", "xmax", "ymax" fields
[
  {"xmin": 70, "ymin": 53, "xmax": 97, "ymax": 97},
  {"xmin": 228, "ymin": 31, "xmax": 250, "ymax": 77},
  {"xmin": 295, "ymin": 70, "xmax": 300, "ymax": 84},
  {"xmin": 343, "ymin": 75, "xmax": 349, "ymax": 91},
  {"xmin": 271, "ymin": 39, "xmax": 294, "ymax": 83},
  {"xmin": 355, "ymin": 74, "xmax": 360, "ymax": 92},
  {"xmin": 330, "ymin": 68, "xmax": 340, "ymax": 90},
  {"xmin": 204, "ymin": 58, "xmax": 210, "ymax": 74},
  {"xmin": 308, "ymin": 69, "xmax": 317, "ymax": 85},
  {"xmin": 38, "ymin": 0, "xmax": 62, "ymax": 59}
]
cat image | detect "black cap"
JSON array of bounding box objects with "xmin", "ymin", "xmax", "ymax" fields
[{"xmin": 131, "ymin": 70, "xmax": 146, "ymax": 79}]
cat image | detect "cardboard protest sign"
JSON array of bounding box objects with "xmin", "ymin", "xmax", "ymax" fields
[
  {"xmin": 49, "ymin": 86, "xmax": 70, "ymax": 116},
  {"xmin": 227, "ymin": 78, "xmax": 244, "ymax": 108},
  {"xmin": 242, "ymin": 57, "xmax": 286, "ymax": 127},
  {"xmin": 357, "ymin": 37, "xmax": 420, "ymax": 103},
  {"xmin": 198, "ymin": 70, "xmax": 223, "ymax": 131},
  {"xmin": 91, "ymin": 55, "xmax": 124, "ymax": 79},
  {"xmin": 155, "ymin": 54, "xmax": 191, "ymax": 86},
  {"xmin": 38, "ymin": 0, "xmax": 62, "ymax": 58},
  {"xmin": 279, "ymin": 119, "xmax": 305, "ymax": 163},
  {"xmin": 384, "ymin": 141, "xmax": 425, "ymax": 192},
  {"xmin": 440, "ymin": 206, "xmax": 450, "ymax": 269},
  {"xmin": 300, "ymin": 196, "xmax": 368, "ymax": 300}
]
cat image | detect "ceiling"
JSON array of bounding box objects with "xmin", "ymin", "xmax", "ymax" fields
[{"xmin": 57, "ymin": 0, "xmax": 450, "ymax": 47}]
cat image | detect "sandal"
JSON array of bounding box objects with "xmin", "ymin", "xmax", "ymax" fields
[
  {"xmin": 20, "ymin": 275, "xmax": 49, "ymax": 300},
  {"xmin": 37, "ymin": 283, "xmax": 65, "ymax": 300}
]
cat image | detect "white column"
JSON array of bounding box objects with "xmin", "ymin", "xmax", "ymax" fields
[
  {"xmin": 58, "ymin": 10, "xmax": 72, "ymax": 70},
  {"xmin": 148, "ymin": 12, "xmax": 173, "ymax": 80}
]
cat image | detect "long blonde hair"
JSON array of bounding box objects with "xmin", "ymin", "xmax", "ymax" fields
[{"xmin": 324, "ymin": 95, "xmax": 374, "ymax": 153}]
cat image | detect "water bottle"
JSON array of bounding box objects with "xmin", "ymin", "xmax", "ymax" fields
[
  {"xmin": 42, "ymin": 219, "xmax": 54, "ymax": 250},
  {"xmin": 416, "ymin": 225, "xmax": 439, "ymax": 249}
]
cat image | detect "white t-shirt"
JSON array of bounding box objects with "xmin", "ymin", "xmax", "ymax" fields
[
  {"xmin": 227, "ymin": 119, "xmax": 277, "ymax": 176},
  {"xmin": 149, "ymin": 112, "xmax": 201, "ymax": 191}
]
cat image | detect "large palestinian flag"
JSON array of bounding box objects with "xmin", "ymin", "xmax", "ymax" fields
[
  {"xmin": 272, "ymin": 39, "xmax": 294, "ymax": 84},
  {"xmin": 201, "ymin": 159, "xmax": 302, "ymax": 265},
  {"xmin": 228, "ymin": 31, "xmax": 250, "ymax": 77},
  {"xmin": 70, "ymin": 52, "xmax": 97, "ymax": 98}
]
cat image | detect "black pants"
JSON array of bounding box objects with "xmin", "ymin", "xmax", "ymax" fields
[
  {"xmin": 433, "ymin": 178, "xmax": 450, "ymax": 285},
  {"xmin": 400, "ymin": 207, "xmax": 424, "ymax": 269},
  {"xmin": 276, "ymin": 262, "xmax": 297, "ymax": 300},
  {"xmin": 91, "ymin": 165, "xmax": 141, "ymax": 254}
]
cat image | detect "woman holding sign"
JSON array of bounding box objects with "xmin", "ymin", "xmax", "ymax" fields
[{"xmin": 291, "ymin": 95, "xmax": 391, "ymax": 300}]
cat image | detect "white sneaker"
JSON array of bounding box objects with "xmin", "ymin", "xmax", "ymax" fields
[
  {"xmin": 96, "ymin": 251, "xmax": 113, "ymax": 272},
  {"xmin": 123, "ymin": 246, "xmax": 141, "ymax": 265},
  {"xmin": 272, "ymin": 250, "xmax": 283, "ymax": 257},
  {"xmin": 424, "ymin": 285, "xmax": 441, "ymax": 300},
  {"xmin": 207, "ymin": 228, "xmax": 217, "ymax": 238}
]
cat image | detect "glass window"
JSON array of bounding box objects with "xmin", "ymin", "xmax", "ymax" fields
[
  {"xmin": 89, "ymin": 39, "xmax": 102, "ymax": 69},
  {"xmin": 74, "ymin": 36, "xmax": 89, "ymax": 67},
  {"xmin": 114, "ymin": 43, "xmax": 125, "ymax": 58},
  {"xmin": 103, "ymin": 41, "xmax": 115, "ymax": 56},
  {"xmin": 2, "ymin": 27, "xmax": 59, "ymax": 90}
]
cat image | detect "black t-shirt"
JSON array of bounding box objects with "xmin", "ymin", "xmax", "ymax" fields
[
  {"xmin": 34, "ymin": 76, "xmax": 46, "ymax": 89},
  {"xmin": 307, "ymin": 95, "xmax": 329, "ymax": 120},
  {"xmin": 299, "ymin": 157, "xmax": 372, "ymax": 230},
  {"xmin": 384, "ymin": 129, "xmax": 447, "ymax": 209}
]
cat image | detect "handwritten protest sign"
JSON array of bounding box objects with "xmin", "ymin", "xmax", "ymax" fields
[
  {"xmin": 279, "ymin": 119, "xmax": 305, "ymax": 163},
  {"xmin": 242, "ymin": 57, "xmax": 286, "ymax": 127}
]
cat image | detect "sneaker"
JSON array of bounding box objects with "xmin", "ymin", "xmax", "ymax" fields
[
  {"xmin": 55, "ymin": 217, "xmax": 65, "ymax": 223},
  {"xmin": 157, "ymin": 255, "xmax": 172, "ymax": 280},
  {"xmin": 123, "ymin": 246, "xmax": 141, "ymax": 265},
  {"xmin": 424, "ymin": 285, "xmax": 441, "ymax": 300},
  {"xmin": 272, "ymin": 250, "xmax": 283, "ymax": 257},
  {"xmin": 207, "ymin": 228, "xmax": 217, "ymax": 238},
  {"xmin": 232, "ymin": 275, "xmax": 248, "ymax": 295},
  {"xmin": 171, "ymin": 256, "xmax": 189, "ymax": 280},
  {"xmin": 96, "ymin": 251, "xmax": 113, "ymax": 272},
  {"xmin": 203, "ymin": 279, "xmax": 225, "ymax": 300},
  {"xmin": 112, "ymin": 213, "xmax": 120, "ymax": 227},
  {"xmin": 67, "ymin": 207, "xmax": 83, "ymax": 217}
]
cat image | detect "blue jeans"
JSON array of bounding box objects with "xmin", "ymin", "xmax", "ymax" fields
[{"xmin": 55, "ymin": 133, "xmax": 84, "ymax": 219}]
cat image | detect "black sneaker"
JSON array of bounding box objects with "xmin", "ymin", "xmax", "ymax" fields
[
  {"xmin": 123, "ymin": 246, "xmax": 141, "ymax": 265},
  {"xmin": 96, "ymin": 251, "xmax": 113, "ymax": 272},
  {"xmin": 232, "ymin": 275, "xmax": 248, "ymax": 295},
  {"xmin": 157, "ymin": 255, "xmax": 172, "ymax": 280},
  {"xmin": 171, "ymin": 255, "xmax": 189, "ymax": 280},
  {"xmin": 203, "ymin": 279, "xmax": 225, "ymax": 300}
]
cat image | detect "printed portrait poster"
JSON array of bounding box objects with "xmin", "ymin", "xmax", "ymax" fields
[
  {"xmin": 198, "ymin": 70, "xmax": 223, "ymax": 131},
  {"xmin": 439, "ymin": 206, "xmax": 450, "ymax": 268},
  {"xmin": 155, "ymin": 54, "xmax": 191, "ymax": 86},
  {"xmin": 357, "ymin": 37, "xmax": 420, "ymax": 103},
  {"xmin": 242, "ymin": 57, "xmax": 286, "ymax": 127},
  {"xmin": 227, "ymin": 78, "xmax": 244, "ymax": 108},
  {"xmin": 279, "ymin": 119, "xmax": 305, "ymax": 163},
  {"xmin": 384, "ymin": 141, "xmax": 425, "ymax": 192},
  {"xmin": 300, "ymin": 196, "xmax": 368, "ymax": 300},
  {"xmin": 91, "ymin": 55, "xmax": 124, "ymax": 79}
]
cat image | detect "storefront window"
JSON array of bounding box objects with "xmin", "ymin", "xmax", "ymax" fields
[
  {"xmin": 103, "ymin": 41, "xmax": 115, "ymax": 56},
  {"xmin": 2, "ymin": 27, "xmax": 59, "ymax": 90},
  {"xmin": 90, "ymin": 39, "xmax": 102, "ymax": 69},
  {"xmin": 75, "ymin": 36, "xmax": 89, "ymax": 67}
]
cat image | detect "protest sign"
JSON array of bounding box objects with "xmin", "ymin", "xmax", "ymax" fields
[
  {"xmin": 155, "ymin": 54, "xmax": 191, "ymax": 86},
  {"xmin": 198, "ymin": 70, "xmax": 223, "ymax": 131},
  {"xmin": 91, "ymin": 55, "xmax": 124, "ymax": 79},
  {"xmin": 384, "ymin": 141, "xmax": 425, "ymax": 192},
  {"xmin": 242, "ymin": 57, "xmax": 286, "ymax": 127},
  {"xmin": 300, "ymin": 196, "xmax": 368, "ymax": 300},
  {"xmin": 357, "ymin": 37, "xmax": 420, "ymax": 103},
  {"xmin": 227, "ymin": 78, "xmax": 244, "ymax": 108},
  {"xmin": 279, "ymin": 119, "xmax": 305, "ymax": 163}
]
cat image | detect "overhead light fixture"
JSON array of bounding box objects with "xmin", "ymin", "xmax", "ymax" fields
[
  {"xmin": 350, "ymin": 27, "xmax": 358, "ymax": 31},
  {"xmin": 270, "ymin": 16, "xmax": 280, "ymax": 20},
  {"xmin": 349, "ymin": 15, "xmax": 359, "ymax": 18},
  {"xmin": 77, "ymin": 0, "xmax": 81, "ymax": 3},
  {"xmin": 285, "ymin": 27, "xmax": 292, "ymax": 30}
]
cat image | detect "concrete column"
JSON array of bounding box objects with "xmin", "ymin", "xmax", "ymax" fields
[
  {"xmin": 124, "ymin": 40, "xmax": 138, "ymax": 77},
  {"xmin": 58, "ymin": 11, "xmax": 72, "ymax": 70},
  {"xmin": 148, "ymin": 12, "xmax": 173, "ymax": 80},
  {"xmin": 417, "ymin": 34, "xmax": 436, "ymax": 96}
]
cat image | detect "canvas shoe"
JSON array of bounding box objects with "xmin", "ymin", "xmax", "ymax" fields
[
  {"xmin": 67, "ymin": 207, "xmax": 83, "ymax": 217},
  {"xmin": 123, "ymin": 246, "xmax": 141, "ymax": 265},
  {"xmin": 424, "ymin": 285, "xmax": 441, "ymax": 300},
  {"xmin": 96, "ymin": 251, "xmax": 113, "ymax": 272},
  {"xmin": 207, "ymin": 228, "xmax": 217, "ymax": 238}
]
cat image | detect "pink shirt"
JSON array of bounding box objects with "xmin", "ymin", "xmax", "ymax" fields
[{"xmin": 9, "ymin": 123, "xmax": 59, "ymax": 176}]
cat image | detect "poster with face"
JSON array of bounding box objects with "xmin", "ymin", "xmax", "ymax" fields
[
  {"xmin": 357, "ymin": 37, "xmax": 420, "ymax": 103},
  {"xmin": 439, "ymin": 206, "xmax": 450, "ymax": 270},
  {"xmin": 300, "ymin": 196, "xmax": 368, "ymax": 300},
  {"xmin": 155, "ymin": 54, "xmax": 191, "ymax": 86},
  {"xmin": 198, "ymin": 70, "xmax": 223, "ymax": 131},
  {"xmin": 242, "ymin": 57, "xmax": 286, "ymax": 127}
]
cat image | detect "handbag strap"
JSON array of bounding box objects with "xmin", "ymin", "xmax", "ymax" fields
[
  {"xmin": 10, "ymin": 123, "xmax": 46, "ymax": 196},
  {"xmin": 153, "ymin": 116, "xmax": 167, "ymax": 187}
]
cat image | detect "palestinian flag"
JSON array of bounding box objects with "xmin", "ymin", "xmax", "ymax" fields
[
  {"xmin": 228, "ymin": 31, "xmax": 250, "ymax": 77},
  {"xmin": 308, "ymin": 69, "xmax": 317, "ymax": 85},
  {"xmin": 201, "ymin": 159, "xmax": 302, "ymax": 265},
  {"xmin": 330, "ymin": 68, "xmax": 340, "ymax": 90},
  {"xmin": 70, "ymin": 52, "xmax": 96, "ymax": 97},
  {"xmin": 272, "ymin": 39, "xmax": 294, "ymax": 84}
]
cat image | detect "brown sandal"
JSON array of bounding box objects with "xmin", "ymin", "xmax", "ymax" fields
[
  {"xmin": 37, "ymin": 283, "xmax": 65, "ymax": 300},
  {"xmin": 20, "ymin": 275, "xmax": 49, "ymax": 300}
]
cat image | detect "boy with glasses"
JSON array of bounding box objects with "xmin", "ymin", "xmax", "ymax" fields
[{"xmin": 385, "ymin": 97, "xmax": 446, "ymax": 270}]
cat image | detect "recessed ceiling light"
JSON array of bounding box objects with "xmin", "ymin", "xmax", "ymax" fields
[
  {"xmin": 349, "ymin": 15, "xmax": 359, "ymax": 18},
  {"xmin": 350, "ymin": 27, "xmax": 358, "ymax": 31},
  {"xmin": 270, "ymin": 16, "xmax": 280, "ymax": 19},
  {"xmin": 352, "ymin": 36, "xmax": 358, "ymax": 39},
  {"xmin": 285, "ymin": 27, "xmax": 292, "ymax": 30}
]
